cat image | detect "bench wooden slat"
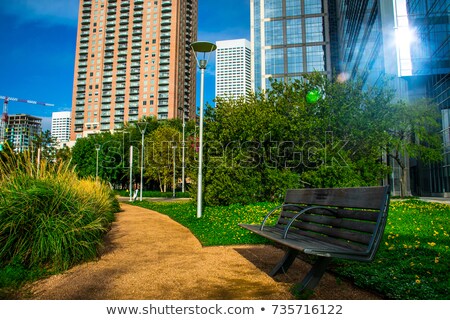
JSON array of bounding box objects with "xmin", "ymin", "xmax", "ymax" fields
[
  {"xmin": 278, "ymin": 211, "xmax": 377, "ymax": 233},
  {"xmin": 280, "ymin": 206, "xmax": 380, "ymax": 222},
  {"xmin": 291, "ymin": 214, "xmax": 377, "ymax": 233},
  {"xmin": 287, "ymin": 222, "xmax": 372, "ymax": 245},
  {"xmin": 284, "ymin": 187, "xmax": 386, "ymax": 210},
  {"xmin": 241, "ymin": 224, "xmax": 368, "ymax": 254}
]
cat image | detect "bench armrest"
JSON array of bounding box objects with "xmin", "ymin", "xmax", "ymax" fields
[
  {"xmin": 260, "ymin": 204, "xmax": 306, "ymax": 231},
  {"xmin": 282, "ymin": 206, "xmax": 336, "ymax": 239}
]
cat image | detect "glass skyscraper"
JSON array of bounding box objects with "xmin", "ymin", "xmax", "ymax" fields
[
  {"xmin": 406, "ymin": 0, "xmax": 450, "ymax": 195},
  {"xmin": 251, "ymin": 0, "xmax": 449, "ymax": 196},
  {"xmin": 335, "ymin": 0, "xmax": 449, "ymax": 195},
  {"xmin": 251, "ymin": 0, "xmax": 334, "ymax": 91}
]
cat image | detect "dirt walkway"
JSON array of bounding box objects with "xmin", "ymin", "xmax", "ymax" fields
[{"xmin": 27, "ymin": 203, "xmax": 381, "ymax": 300}]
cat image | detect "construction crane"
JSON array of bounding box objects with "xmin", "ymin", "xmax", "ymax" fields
[{"xmin": 0, "ymin": 95, "xmax": 55, "ymax": 149}]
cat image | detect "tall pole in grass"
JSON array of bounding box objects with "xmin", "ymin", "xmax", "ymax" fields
[
  {"xmin": 172, "ymin": 144, "xmax": 177, "ymax": 198},
  {"xmin": 191, "ymin": 41, "xmax": 216, "ymax": 218},
  {"xmin": 137, "ymin": 122, "xmax": 147, "ymax": 202},
  {"xmin": 95, "ymin": 144, "xmax": 100, "ymax": 180},
  {"xmin": 36, "ymin": 147, "xmax": 41, "ymax": 177},
  {"xmin": 129, "ymin": 145, "xmax": 133, "ymax": 202},
  {"xmin": 178, "ymin": 106, "xmax": 186, "ymax": 193}
]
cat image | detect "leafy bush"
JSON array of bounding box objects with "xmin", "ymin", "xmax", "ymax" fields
[
  {"xmin": 0, "ymin": 150, "xmax": 119, "ymax": 271},
  {"xmin": 200, "ymin": 74, "xmax": 396, "ymax": 206},
  {"xmin": 0, "ymin": 258, "xmax": 49, "ymax": 298},
  {"xmin": 204, "ymin": 166, "xmax": 264, "ymax": 206}
]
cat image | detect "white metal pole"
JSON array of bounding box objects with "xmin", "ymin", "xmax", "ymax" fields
[
  {"xmin": 173, "ymin": 145, "xmax": 176, "ymax": 198},
  {"xmin": 95, "ymin": 144, "xmax": 101, "ymax": 180},
  {"xmin": 197, "ymin": 67, "xmax": 205, "ymax": 218},
  {"xmin": 140, "ymin": 131, "xmax": 144, "ymax": 201},
  {"xmin": 129, "ymin": 145, "xmax": 133, "ymax": 202},
  {"xmin": 96, "ymin": 149, "xmax": 99, "ymax": 179},
  {"xmin": 37, "ymin": 147, "xmax": 41, "ymax": 177},
  {"xmin": 182, "ymin": 114, "xmax": 186, "ymax": 193}
]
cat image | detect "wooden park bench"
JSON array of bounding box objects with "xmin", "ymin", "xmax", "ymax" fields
[{"xmin": 239, "ymin": 186, "xmax": 390, "ymax": 293}]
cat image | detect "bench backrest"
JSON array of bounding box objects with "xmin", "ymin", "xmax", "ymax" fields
[{"xmin": 277, "ymin": 186, "xmax": 390, "ymax": 258}]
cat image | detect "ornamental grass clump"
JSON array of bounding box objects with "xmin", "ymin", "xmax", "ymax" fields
[{"xmin": 0, "ymin": 149, "xmax": 119, "ymax": 271}]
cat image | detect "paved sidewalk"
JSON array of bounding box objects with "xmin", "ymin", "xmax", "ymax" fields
[
  {"xmin": 28, "ymin": 204, "xmax": 381, "ymax": 300},
  {"xmin": 419, "ymin": 197, "xmax": 450, "ymax": 205}
]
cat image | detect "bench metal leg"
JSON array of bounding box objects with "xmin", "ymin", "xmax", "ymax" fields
[
  {"xmin": 295, "ymin": 256, "xmax": 331, "ymax": 293},
  {"xmin": 269, "ymin": 248, "xmax": 299, "ymax": 276}
]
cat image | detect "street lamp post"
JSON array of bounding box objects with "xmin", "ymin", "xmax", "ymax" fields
[
  {"xmin": 129, "ymin": 145, "xmax": 133, "ymax": 202},
  {"xmin": 178, "ymin": 106, "xmax": 186, "ymax": 193},
  {"xmin": 137, "ymin": 122, "xmax": 148, "ymax": 201},
  {"xmin": 191, "ymin": 41, "xmax": 216, "ymax": 218},
  {"xmin": 172, "ymin": 144, "xmax": 177, "ymax": 198},
  {"xmin": 95, "ymin": 143, "xmax": 100, "ymax": 179}
]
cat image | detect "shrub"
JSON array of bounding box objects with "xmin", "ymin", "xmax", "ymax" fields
[
  {"xmin": 0, "ymin": 149, "xmax": 119, "ymax": 271},
  {"xmin": 204, "ymin": 165, "xmax": 263, "ymax": 206}
]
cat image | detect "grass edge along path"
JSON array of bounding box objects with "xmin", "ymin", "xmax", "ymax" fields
[{"xmin": 133, "ymin": 199, "xmax": 449, "ymax": 300}]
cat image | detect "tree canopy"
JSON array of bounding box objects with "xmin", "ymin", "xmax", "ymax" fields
[{"xmin": 66, "ymin": 73, "xmax": 443, "ymax": 204}]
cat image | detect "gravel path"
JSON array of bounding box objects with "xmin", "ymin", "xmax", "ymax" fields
[{"xmin": 27, "ymin": 203, "xmax": 381, "ymax": 300}]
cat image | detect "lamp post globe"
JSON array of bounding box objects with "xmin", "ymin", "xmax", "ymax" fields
[{"xmin": 191, "ymin": 41, "xmax": 216, "ymax": 218}]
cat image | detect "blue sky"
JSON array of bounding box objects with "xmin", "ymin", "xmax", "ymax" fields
[{"xmin": 0, "ymin": 0, "xmax": 250, "ymax": 130}]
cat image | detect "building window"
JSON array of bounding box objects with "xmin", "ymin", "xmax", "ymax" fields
[
  {"xmin": 305, "ymin": 17, "xmax": 324, "ymax": 43},
  {"xmin": 304, "ymin": 0, "xmax": 323, "ymax": 15},
  {"xmin": 265, "ymin": 48, "xmax": 284, "ymax": 75},
  {"xmin": 306, "ymin": 46, "xmax": 325, "ymax": 72},
  {"xmin": 286, "ymin": 19, "xmax": 302, "ymax": 45},
  {"xmin": 287, "ymin": 47, "xmax": 303, "ymax": 73},
  {"xmin": 286, "ymin": 0, "xmax": 301, "ymax": 16},
  {"xmin": 264, "ymin": 0, "xmax": 283, "ymax": 18},
  {"xmin": 265, "ymin": 20, "xmax": 283, "ymax": 46}
]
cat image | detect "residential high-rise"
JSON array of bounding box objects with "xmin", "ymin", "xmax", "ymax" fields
[
  {"xmin": 6, "ymin": 114, "xmax": 42, "ymax": 152},
  {"xmin": 71, "ymin": 0, "xmax": 198, "ymax": 140},
  {"xmin": 215, "ymin": 39, "xmax": 252, "ymax": 100},
  {"xmin": 251, "ymin": 0, "xmax": 334, "ymax": 91},
  {"xmin": 51, "ymin": 111, "xmax": 72, "ymax": 143}
]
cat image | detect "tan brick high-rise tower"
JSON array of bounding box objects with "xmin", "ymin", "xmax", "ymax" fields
[{"xmin": 71, "ymin": 0, "xmax": 197, "ymax": 140}]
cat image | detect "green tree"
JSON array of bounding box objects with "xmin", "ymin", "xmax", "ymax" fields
[
  {"xmin": 32, "ymin": 130, "xmax": 57, "ymax": 162},
  {"xmin": 55, "ymin": 145, "xmax": 72, "ymax": 165},
  {"xmin": 71, "ymin": 132, "xmax": 126, "ymax": 186},
  {"xmin": 384, "ymin": 98, "xmax": 443, "ymax": 197},
  {"xmin": 200, "ymin": 73, "xmax": 395, "ymax": 205},
  {"xmin": 144, "ymin": 126, "xmax": 181, "ymax": 192}
]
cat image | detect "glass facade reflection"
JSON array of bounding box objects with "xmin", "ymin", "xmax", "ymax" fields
[
  {"xmin": 335, "ymin": 0, "xmax": 449, "ymax": 196},
  {"xmin": 251, "ymin": 0, "xmax": 332, "ymax": 91},
  {"xmin": 407, "ymin": 0, "xmax": 450, "ymax": 195},
  {"xmin": 251, "ymin": 0, "xmax": 448, "ymax": 195},
  {"xmin": 336, "ymin": 0, "xmax": 386, "ymax": 87}
]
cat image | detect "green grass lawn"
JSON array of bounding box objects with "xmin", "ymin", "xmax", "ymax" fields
[
  {"xmin": 133, "ymin": 199, "xmax": 449, "ymax": 299},
  {"xmin": 115, "ymin": 190, "xmax": 191, "ymax": 198}
]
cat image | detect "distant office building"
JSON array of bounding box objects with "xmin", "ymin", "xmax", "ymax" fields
[
  {"xmin": 251, "ymin": 0, "xmax": 334, "ymax": 91},
  {"xmin": 215, "ymin": 39, "xmax": 252, "ymax": 100},
  {"xmin": 71, "ymin": 0, "xmax": 198, "ymax": 140},
  {"xmin": 6, "ymin": 114, "xmax": 42, "ymax": 152},
  {"xmin": 51, "ymin": 111, "xmax": 71, "ymax": 143}
]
